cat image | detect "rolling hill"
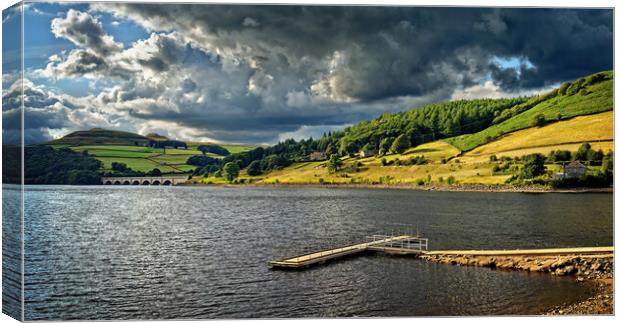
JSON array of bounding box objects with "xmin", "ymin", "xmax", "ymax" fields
[
  {"xmin": 45, "ymin": 129, "xmax": 255, "ymax": 174},
  {"xmin": 49, "ymin": 128, "xmax": 151, "ymax": 146},
  {"xmin": 461, "ymin": 111, "xmax": 613, "ymax": 162},
  {"xmin": 192, "ymin": 70, "xmax": 613, "ymax": 187},
  {"xmin": 223, "ymin": 110, "xmax": 612, "ymax": 187},
  {"xmin": 446, "ymin": 71, "xmax": 613, "ymax": 151}
]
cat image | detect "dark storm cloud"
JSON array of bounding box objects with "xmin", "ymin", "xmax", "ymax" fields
[
  {"xmin": 3, "ymin": 88, "xmax": 55, "ymax": 112},
  {"xmin": 34, "ymin": 5, "xmax": 612, "ymax": 144},
  {"xmin": 2, "ymin": 80, "xmax": 82, "ymax": 144},
  {"xmin": 95, "ymin": 5, "xmax": 612, "ymax": 96},
  {"xmin": 483, "ymin": 9, "xmax": 613, "ymax": 91},
  {"xmin": 2, "ymin": 105, "xmax": 67, "ymax": 144}
]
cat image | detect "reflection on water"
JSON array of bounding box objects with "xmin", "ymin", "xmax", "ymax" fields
[
  {"xmin": 2, "ymin": 185, "xmax": 22, "ymax": 320},
  {"xmin": 22, "ymin": 186, "xmax": 612, "ymax": 319}
]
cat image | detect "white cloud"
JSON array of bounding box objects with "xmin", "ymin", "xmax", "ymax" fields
[
  {"xmin": 450, "ymin": 80, "xmax": 509, "ymax": 100},
  {"xmin": 451, "ymin": 80, "xmax": 555, "ymax": 100},
  {"xmin": 242, "ymin": 17, "xmax": 259, "ymax": 27},
  {"xmin": 278, "ymin": 124, "xmax": 351, "ymax": 142},
  {"xmin": 51, "ymin": 9, "xmax": 122, "ymax": 55}
]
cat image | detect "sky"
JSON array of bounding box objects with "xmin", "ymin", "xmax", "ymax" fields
[{"xmin": 1, "ymin": 3, "xmax": 613, "ymax": 145}]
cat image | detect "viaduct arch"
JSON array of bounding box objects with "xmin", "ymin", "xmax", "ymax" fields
[{"xmin": 102, "ymin": 176, "xmax": 187, "ymax": 186}]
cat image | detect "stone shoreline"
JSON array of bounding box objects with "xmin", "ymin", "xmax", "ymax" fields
[
  {"xmin": 187, "ymin": 181, "xmax": 613, "ymax": 194},
  {"xmin": 419, "ymin": 253, "xmax": 614, "ymax": 315}
]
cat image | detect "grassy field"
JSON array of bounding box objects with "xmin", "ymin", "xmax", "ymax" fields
[
  {"xmin": 45, "ymin": 127, "xmax": 257, "ymax": 174},
  {"xmin": 239, "ymin": 156, "xmax": 510, "ymax": 186},
  {"xmin": 69, "ymin": 145, "xmax": 204, "ymax": 173},
  {"xmin": 96, "ymin": 156, "xmax": 179, "ymax": 173},
  {"xmin": 460, "ymin": 111, "xmax": 613, "ymax": 162},
  {"xmin": 186, "ymin": 142, "xmax": 256, "ymax": 154},
  {"xmin": 215, "ymin": 111, "xmax": 613, "ymax": 187},
  {"xmin": 213, "ymin": 140, "xmax": 512, "ymax": 186},
  {"xmin": 72, "ymin": 146, "xmax": 160, "ymax": 158},
  {"xmin": 447, "ymin": 77, "xmax": 613, "ymax": 151},
  {"xmin": 69, "ymin": 142, "xmax": 256, "ymax": 173}
]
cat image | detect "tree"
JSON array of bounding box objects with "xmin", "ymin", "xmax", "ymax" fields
[
  {"xmin": 390, "ymin": 134, "xmax": 410, "ymax": 154},
  {"xmin": 532, "ymin": 113, "xmax": 546, "ymax": 127},
  {"xmin": 602, "ymin": 154, "xmax": 613, "ymax": 174},
  {"xmin": 558, "ymin": 82, "xmax": 571, "ymax": 95},
  {"xmin": 339, "ymin": 140, "xmax": 358, "ymax": 158},
  {"xmin": 147, "ymin": 168, "xmax": 162, "ymax": 176},
  {"xmin": 197, "ymin": 145, "xmax": 209, "ymax": 155},
  {"xmin": 196, "ymin": 164, "xmax": 220, "ymax": 177},
  {"xmin": 548, "ymin": 150, "xmax": 571, "ymax": 162},
  {"xmin": 15, "ymin": 146, "xmax": 103, "ymax": 185},
  {"xmin": 197, "ymin": 144, "xmax": 230, "ymax": 156},
  {"xmin": 575, "ymin": 143, "xmax": 592, "ymax": 161},
  {"xmin": 520, "ymin": 153, "xmax": 546, "ymax": 179},
  {"xmin": 587, "ymin": 149, "xmax": 604, "ymax": 163},
  {"xmin": 111, "ymin": 162, "xmax": 128, "ymax": 172},
  {"xmin": 379, "ymin": 137, "xmax": 394, "ymax": 155},
  {"xmin": 222, "ymin": 162, "xmax": 240, "ymax": 182},
  {"xmin": 67, "ymin": 170, "xmax": 101, "ymax": 185},
  {"xmin": 246, "ymin": 160, "xmax": 262, "ymax": 176},
  {"xmin": 325, "ymin": 143, "xmax": 337, "ymax": 157},
  {"xmin": 186, "ymin": 155, "xmax": 220, "ymax": 167},
  {"xmin": 327, "ymin": 154, "xmax": 343, "ymax": 173}
]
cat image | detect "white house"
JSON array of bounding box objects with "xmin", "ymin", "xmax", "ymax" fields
[{"xmin": 360, "ymin": 149, "xmax": 378, "ymax": 158}]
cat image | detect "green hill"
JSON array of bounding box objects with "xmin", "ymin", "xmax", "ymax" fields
[
  {"xmin": 145, "ymin": 133, "xmax": 169, "ymax": 141},
  {"xmin": 199, "ymin": 70, "xmax": 613, "ymax": 188},
  {"xmin": 446, "ymin": 71, "xmax": 613, "ymax": 151},
  {"xmin": 49, "ymin": 128, "xmax": 151, "ymax": 146},
  {"xmin": 41, "ymin": 128, "xmax": 255, "ymax": 175},
  {"xmin": 216, "ymin": 71, "xmax": 613, "ymax": 178},
  {"xmin": 334, "ymin": 97, "xmax": 527, "ymax": 151}
]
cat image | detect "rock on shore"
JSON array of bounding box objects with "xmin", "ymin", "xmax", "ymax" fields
[
  {"xmin": 546, "ymin": 278, "xmax": 613, "ymax": 315},
  {"xmin": 420, "ymin": 253, "xmax": 613, "ymax": 314}
]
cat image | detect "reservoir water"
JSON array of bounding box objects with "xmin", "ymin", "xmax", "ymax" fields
[{"xmin": 8, "ymin": 185, "xmax": 614, "ymax": 319}]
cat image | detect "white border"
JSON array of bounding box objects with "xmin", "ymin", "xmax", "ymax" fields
[{"xmin": 0, "ymin": 1, "xmax": 616, "ymax": 323}]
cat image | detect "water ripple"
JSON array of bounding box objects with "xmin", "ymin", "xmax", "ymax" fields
[{"xmin": 19, "ymin": 185, "xmax": 612, "ymax": 320}]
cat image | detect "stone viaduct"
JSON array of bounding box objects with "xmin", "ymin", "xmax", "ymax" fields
[{"xmin": 101, "ymin": 176, "xmax": 189, "ymax": 186}]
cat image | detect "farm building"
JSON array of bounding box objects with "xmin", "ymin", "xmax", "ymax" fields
[
  {"xmin": 309, "ymin": 151, "xmax": 327, "ymax": 161},
  {"xmin": 360, "ymin": 149, "xmax": 378, "ymax": 157},
  {"xmin": 563, "ymin": 161, "xmax": 587, "ymax": 178}
]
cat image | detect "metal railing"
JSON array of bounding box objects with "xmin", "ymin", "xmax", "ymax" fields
[
  {"xmin": 365, "ymin": 234, "xmax": 428, "ymax": 251},
  {"xmin": 277, "ymin": 233, "xmax": 430, "ymax": 264}
]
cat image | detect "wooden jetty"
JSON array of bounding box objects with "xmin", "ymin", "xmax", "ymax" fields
[
  {"xmin": 270, "ymin": 236, "xmax": 613, "ymax": 269},
  {"xmin": 269, "ymin": 235, "xmax": 429, "ymax": 269}
]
